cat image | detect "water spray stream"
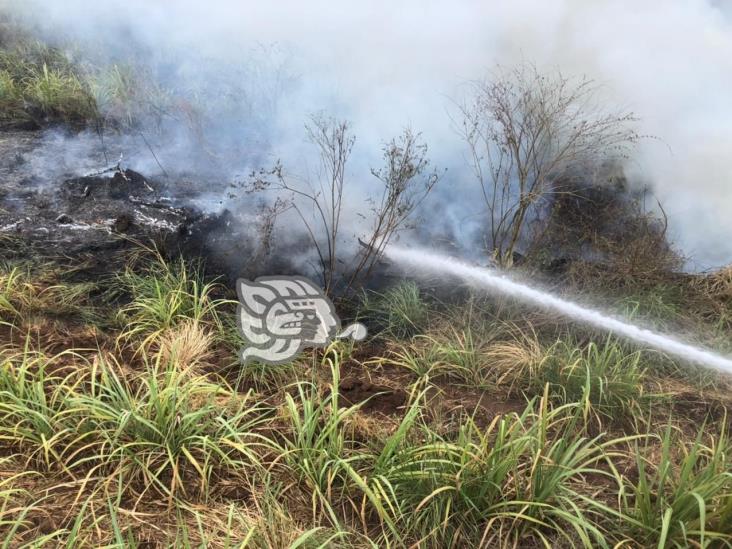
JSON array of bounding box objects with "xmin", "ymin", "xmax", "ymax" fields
[{"xmin": 386, "ymin": 246, "xmax": 732, "ymax": 374}]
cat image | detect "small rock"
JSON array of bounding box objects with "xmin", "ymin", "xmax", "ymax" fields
[
  {"xmin": 112, "ymin": 213, "xmax": 133, "ymax": 233},
  {"xmin": 55, "ymin": 214, "xmax": 73, "ymax": 224},
  {"xmin": 546, "ymin": 257, "xmax": 571, "ymax": 274}
]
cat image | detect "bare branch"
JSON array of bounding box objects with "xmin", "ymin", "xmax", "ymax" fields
[{"xmin": 459, "ymin": 63, "xmax": 639, "ymax": 266}]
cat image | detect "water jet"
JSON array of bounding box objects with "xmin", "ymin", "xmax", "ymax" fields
[{"xmin": 387, "ymin": 246, "xmax": 732, "ymax": 374}]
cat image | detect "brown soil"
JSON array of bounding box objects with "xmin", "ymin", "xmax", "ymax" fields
[{"xmin": 338, "ymin": 375, "xmax": 408, "ymax": 415}]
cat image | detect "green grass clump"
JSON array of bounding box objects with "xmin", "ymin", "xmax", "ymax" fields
[
  {"xmin": 361, "ymin": 281, "xmax": 429, "ymax": 338},
  {"xmin": 422, "ymin": 327, "xmax": 493, "ymax": 386},
  {"xmin": 0, "ymin": 346, "xmax": 273, "ymax": 500},
  {"xmin": 279, "ymin": 355, "xmax": 361, "ymax": 522},
  {"xmin": 23, "ymin": 63, "xmax": 96, "ymax": 122},
  {"xmin": 386, "ymin": 334, "xmax": 446, "ymax": 380},
  {"xmin": 386, "ymin": 324, "xmax": 649, "ymax": 416},
  {"xmin": 0, "ymin": 263, "xmax": 98, "ymax": 325},
  {"xmin": 116, "ymin": 252, "xmax": 225, "ymax": 350},
  {"xmin": 0, "ymin": 41, "xmax": 98, "ymax": 126},
  {"xmin": 619, "ymin": 284, "xmax": 687, "ymax": 330},
  {"xmin": 90, "ymin": 63, "xmax": 172, "ymax": 130},
  {"xmin": 354, "ymin": 392, "xmax": 625, "ymax": 547},
  {"xmin": 74, "ymin": 354, "xmax": 272, "ymax": 500},
  {"xmin": 0, "ymin": 35, "xmax": 167, "ymax": 129},
  {"xmin": 0, "ymin": 68, "xmax": 25, "ymax": 122},
  {"xmin": 535, "ymin": 337, "xmax": 647, "ymax": 425},
  {"xmin": 600, "ymin": 424, "xmax": 732, "ymax": 547},
  {"xmin": 0, "ymin": 347, "xmax": 83, "ymax": 470}
]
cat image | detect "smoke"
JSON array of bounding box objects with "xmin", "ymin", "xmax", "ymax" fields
[{"xmin": 5, "ymin": 0, "xmax": 732, "ymax": 269}]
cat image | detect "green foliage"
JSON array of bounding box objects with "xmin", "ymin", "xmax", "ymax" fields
[
  {"xmin": 74, "ymin": 354, "xmax": 272, "ymax": 500},
  {"xmin": 0, "ymin": 37, "xmax": 167, "ymax": 128},
  {"xmin": 0, "ymin": 346, "xmax": 273, "ymax": 503},
  {"xmin": 596, "ymin": 424, "xmax": 732, "ymax": 547},
  {"xmin": 620, "ymin": 284, "xmax": 686, "ymax": 329},
  {"xmin": 0, "ymin": 41, "xmax": 98, "ymax": 126},
  {"xmin": 116, "ymin": 252, "xmax": 225, "ymax": 349},
  {"xmin": 386, "ymin": 334, "xmax": 445, "ymax": 379},
  {"xmin": 356, "ymin": 392, "xmax": 629, "ymax": 547},
  {"xmin": 278, "ymin": 350, "xmax": 373, "ymax": 530},
  {"xmin": 360, "ymin": 281, "xmax": 429, "ymax": 338},
  {"xmin": 536, "ymin": 337, "xmax": 647, "ymax": 424},
  {"xmin": 0, "ymin": 347, "xmax": 83, "ymax": 470},
  {"xmin": 90, "ymin": 63, "xmax": 172, "ymax": 130}
]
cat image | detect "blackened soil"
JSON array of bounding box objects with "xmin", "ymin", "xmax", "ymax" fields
[{"xmin": 0, "ymin": 130, "xmax": 228, "ymax": 277}]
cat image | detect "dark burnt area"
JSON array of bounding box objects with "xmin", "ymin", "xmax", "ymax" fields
[
  {"xmin": 0, "ymin": 134, "xmax": 205, "ymax": 276},
  {"xmin": 537, "ymin": 174, "xmax": 676, "ymax": 272}
]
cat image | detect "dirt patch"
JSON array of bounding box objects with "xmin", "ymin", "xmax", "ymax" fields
[
  {"xmin": 424, "ymin": 381, "xmax": 527, "ymax": 429},
  {"xmin": 338, "ymin": 376, "xmax": 407, "ymax": 415}
]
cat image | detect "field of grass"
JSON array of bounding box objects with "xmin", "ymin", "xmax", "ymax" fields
[
  {"xmin": 0, "ymin": 37, "xmax": 98, "ymax": 128},
  {"xmin": 1, "ymin": 246, "xmax": 731, "ymax": 548},
  {"xmin": 2, "ymin": 18, "xmax": 732, "ymax": 549},
  {"xmin": 0, "ymin": 22, "xmax": 172, "ymax": 130}
]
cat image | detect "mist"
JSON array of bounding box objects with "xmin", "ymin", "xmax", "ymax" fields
[{"xmin": 5, "ymin": 0, "xmax": 732, "ymax": 270}]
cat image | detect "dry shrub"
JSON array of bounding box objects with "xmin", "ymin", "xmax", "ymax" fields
[
  {"xmin": 487, "ymin": 328, "xmax": 546, "ymax": 388},
  {"xmin": 694, "ymin": 266, "xmax": 732, "ymax": 303},
  {"xmin": 155, "ymin": 320, "xmax": 213, "ymax": 373},
  {"xmin": 0, "ymin": 264, "xmax": 97, "ymax": 326},
  {"xmin": 460, "ymin": 63, "xmax": 639, "ymax": 267},
  {"xmin": 534, "ymin": 174, "xmax": 683, "ymax": 290},
  {"xmin": 341, "ymin": 409, "xmax": 400, "ymax": 443},
  {"xmin": 687, "ymin": 265, "xmax": 732, "ymax": 329}
]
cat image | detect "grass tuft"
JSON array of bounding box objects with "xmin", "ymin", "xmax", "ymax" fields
[{"xmin": 360, "ymin": 281, "xmax": 429, "ymax": 339}]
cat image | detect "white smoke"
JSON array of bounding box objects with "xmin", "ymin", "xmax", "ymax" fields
[{"xmin": 5, "ymin": 0, "xmax": 732, "ymax": 268}]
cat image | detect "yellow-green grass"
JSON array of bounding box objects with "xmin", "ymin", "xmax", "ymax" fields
[
  {"xmin": 0, "ymin": 42, "xmax": 97, "ymax": 126},
  {"xmin": 0, "ymin": 36, "xmax": 172, "ymax": 129},
  {"xmin": 0, "ymin": 251, "xmax": 731, "ymax": 547}
]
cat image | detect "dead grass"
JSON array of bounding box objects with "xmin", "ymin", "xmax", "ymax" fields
[{"xmin": 155, "ymin": 320, "xmax": 214, "ymax": 375}]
